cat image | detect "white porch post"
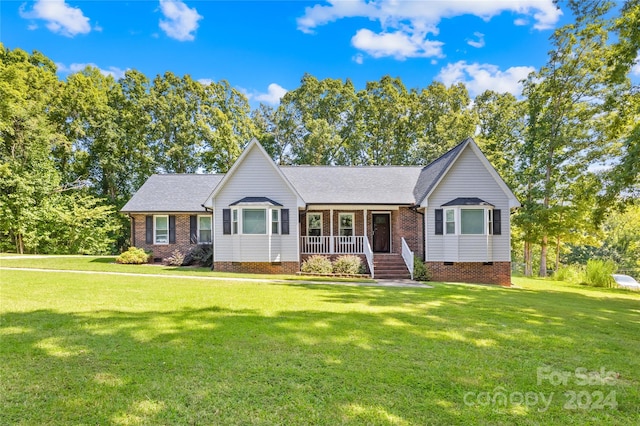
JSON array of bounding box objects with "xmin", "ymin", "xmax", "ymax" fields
[
  {"xmin": 363, "ymin": 208, "xmax": 368, "ymax": 245},
  {"xmin": 329, "ymin": 208, "xmax": 334, "ymax": 254}
]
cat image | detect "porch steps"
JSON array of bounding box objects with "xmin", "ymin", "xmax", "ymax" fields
[{"xmin": 373, "ymin": 253, "xmax": 411, "ymax": 279}]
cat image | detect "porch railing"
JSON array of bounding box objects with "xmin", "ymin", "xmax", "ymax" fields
[
  {"xmin": 363, "ymin": 236, "xmax": 374, "ymax": 279},
  {"xmin": 401, "ymin": 237, "xmax": 414, "ymax": 280},
  {"xmin": 300, "ymin": 236, "xmax": 366, "ymax": 254}
]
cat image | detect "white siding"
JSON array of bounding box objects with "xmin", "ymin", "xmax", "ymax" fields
[
  {"xmin": 425, "ymin": 145, "xmax": 511, "ymax": 262},
  {"xmin": 213, "ymin": 145, "xmax": 300, "ymax": 262}
]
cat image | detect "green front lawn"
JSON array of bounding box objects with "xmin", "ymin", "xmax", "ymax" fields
[
  {"xmin": 1, "ymin": 268, "xmax": 639, "ymax": 424},
  {"xmin": 0, "ymin": 255, "xmax": 374, "ymax": 283}
]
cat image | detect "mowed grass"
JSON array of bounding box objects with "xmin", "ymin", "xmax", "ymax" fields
[
  {"xmin": 1, "ymin": 268, "xmax": 639, "ymax": 424},
  {"xmin": 0, "ymin": 255, "xmax": 374, "ymax": 283}
]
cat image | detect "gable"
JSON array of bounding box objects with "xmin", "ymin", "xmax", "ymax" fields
[
  {"xmin": 206, "ymin": 139, "xmax": 304, "ymax": 209},
  {"xmin": 420, "ymin": 140, "xmax": 519, "ymax": 209}
]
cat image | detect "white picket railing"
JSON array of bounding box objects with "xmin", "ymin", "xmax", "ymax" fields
[
  {"xmin": 300, "ymin": 236, "xmax": 366, "ymax": 254},
  {"xmin": 401, "ymin": 237, "xmax": 414, "ymax": 280}
]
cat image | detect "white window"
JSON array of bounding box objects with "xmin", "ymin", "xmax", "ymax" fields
[
  {"xmin": 445, "ymin": 209, "xmax": 455, "ymax": 235},
  {"xmin": 154, "ymin": 215, "xmax": 169, "ymax": 244},
  {"xmin": 461, "ymin": 209, "xmax": 485, "ymax": 234},
  {"xmin": 243, "ymin": 209, "xmax": 267, "ymax": 234},
  {"xmin": 271, "ymin": 209, "xmax": 280, "ymax": 234},
  {"xmin": 232, "ymin": 209, "xmax": 238, "ymax": 234},
  {"xmin": 339, "ymin": 213, "xmax": 354, "ymax": 236},
  {"xmin": 307, "ymin": 213, "xmax": 322, "ymax": 236},
  {"xmin": 198, "ymin": 215, "xmax": 212, "ymax": 243}
]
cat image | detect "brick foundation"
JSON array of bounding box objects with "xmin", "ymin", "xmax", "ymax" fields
[
  {"xmin": 214, "ymin": 261, "xmax": 300, "ymax": 274},
  {"xmin": 426, "ymin": 261, "xmax": 512, "ymax": 286}
]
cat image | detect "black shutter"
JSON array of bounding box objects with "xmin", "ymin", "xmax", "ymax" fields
[
  {"xmin": 145, "ymin": 215, "xmax": 153, "ymax": 244},
  {"xmin": 435, "ymin": 209, "xmax": 443, "ymax": 235},
  {"xmin": 169, "ymin": 215, "xmax": 176, "ymax": 243},
  {"xmin": 493, "ymin": 209, "xmax": 502, "ymax": 235},
  {"xmin": 222, "ymin": 209, "xmax": 231, "ymax": 235},
  {"xmin": 190, "ymin": 215, "xmax": 197, "ymax": 244},
  {"xmin": 281, "ymin": 209, "xmax": 289, "ymax": 235}
]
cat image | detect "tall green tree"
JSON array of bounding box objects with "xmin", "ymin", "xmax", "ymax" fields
[
  {"xmin": 0, "ymin": 46, "xmax": 62, "ymax": 253},
  {"xmin": 518, "ymin": 1, "xmax": 627, "ymax": 276}
]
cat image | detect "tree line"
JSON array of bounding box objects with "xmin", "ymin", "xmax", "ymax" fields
[{"xmin": 1, "ymin": 0, "xmax": 638, "ymax": 275}]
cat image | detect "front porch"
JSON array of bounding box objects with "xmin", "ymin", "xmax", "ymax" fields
[{"xmin": 298, "ymin": 207, "xmax": 423, "ymax": 279}]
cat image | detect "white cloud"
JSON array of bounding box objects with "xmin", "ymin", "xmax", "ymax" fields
[
  {"xmin": 253, "ymin": 83, "xmax": 288, "ymax": 105},
  {"xmin": 436, "ymin": 61, "xmax": 535, "ymax": 97},
  {"xmin": 198, "ymin": 78, "xmax": 213, "ymax": 86},
  {"xmin": 297, "ymin": 0, "xmax": 561, "ymax": 60},
  {"xmin": 352, "ymin": 29, "xmax": 444, "ymax": 60},
  {"xmin": 158, "ymin": 0, "xmax": 202, "ymax": 41},
  {"xmin": 19, "ymin": 0, "xmax": 91, "ymax": 37},
  {"xmin": 467, "ymin": 32, "xmax": 485, "ymax": 48},
  {"xmin": 514, "ymin": 18, "xmax": 528, "ymax": 26},
  {"xmin": 57, "ymin": 62, "xmax": 128, "ymax": 80},
  {"xmin": 352, "ymin": 53, "xmax": 364, "ymax": 64}
]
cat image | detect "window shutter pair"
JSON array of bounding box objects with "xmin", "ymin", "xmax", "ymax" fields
[
  {"xmin": 145, "ymin": 215, "xmax": 176, "ymax": 243},
  {"xmin": 222, "ymin": 208, "xmax": 289, "ymax": 235}
]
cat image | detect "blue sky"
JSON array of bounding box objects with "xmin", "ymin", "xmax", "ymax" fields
[{"xmin": 4, "ymin": 0, "xmax": 633, "ymax": 107}]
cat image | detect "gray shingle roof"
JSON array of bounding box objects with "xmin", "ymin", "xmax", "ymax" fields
[
  {"xmin": 413, "ymin": 138, "xmax": 469, "ymax": 204},
  {"xmin": 442, "ymin": 197, "xmax": 494, "ymax": 207},
  {"xmin": 121, "ymin": 139, "xmax": 477, "ymax": 212},
  {"xmin": 120, "ymin": 174, "xmax": 223, "ymax": 213},
  {"xmin": 281, "ymin": 166, "xmax": 424, "ymax": 204},
  {"xmin": 230, "ymin": 197, "xmax": 283, "ymax": 206}
]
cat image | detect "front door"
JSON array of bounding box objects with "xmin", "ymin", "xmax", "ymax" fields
[{"xmin": 372, "ymin": 213, "xmax": 390, "ymax": 252}]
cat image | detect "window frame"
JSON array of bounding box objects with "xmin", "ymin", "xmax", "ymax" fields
[
  {"xmin": 232, "ymin": 209, "xmax": 238, "ymax": 234},
  {"xmin": 242, "ymin": 208, "xmax": 267, "ymax": 235},
  {"xmin": 460, "ymin": 208, "xmax": 485, "ymax": 235},
  {"xmin": 197, "ymin": 215, "xmax": 212, "ymax": 243},
  {"xmin": 338, "ymin": 212, "xmax": 354, "ymax": 237},
  {"xmin": 271, "ymin": 209, "xmax": 280, "ymax": 235},
  {"xmin": 307, "ymin": 212, "xmax": 323, "ymax": 237},
  {"xmin": 445, "ymin": 208, "xmax": 456, "ymax": 235},
  {"xmin": 154, "ymin": 215, "xmax": 169, "ymax": 245}
]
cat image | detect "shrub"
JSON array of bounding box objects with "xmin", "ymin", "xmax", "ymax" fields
[
  {"xmin": 553, "ymin": 265, "xmax": 583, "ymax": 283},
  {"xmin": 584, "ymin": 259, "xmax": 616, "ymax": 287},
  {"xmin": 332, "ymin": 255, "xmax": 363, "ymax": 275},
  {"xmin": 116, "ymin": 247, "xmax": 151, "ymax": 264},
  {"xmin": 413, "ymin": 256, "xmax": 431, "ymax": 281},
  {"xmin": 165, "ymin": 249, "xmax": 185, "ymax": 266},
  {"xmin": 301, "ymin": 255, "xmax": 333, "ymax": 274},
  {"xmin": 184, "ymin": 245, "xmax": 213, "ymax": 267}
]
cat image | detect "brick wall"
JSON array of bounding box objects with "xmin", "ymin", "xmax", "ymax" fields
[
  {"xmin": 214, "ymin": 261, "xmax": 300, "ymax": 274},
  {"xmin": 426, "ymin": 261, "xmax": 512, "ymax": 286},
  {"xmin": 129, "ymin": 213, "xmax": 202, "ymax": 261}
]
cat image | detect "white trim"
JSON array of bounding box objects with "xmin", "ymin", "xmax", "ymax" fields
[
  {"xmin": 306, "ymin": 212, "xmax": 323, "ymax": 236},
  {"xmin": 307, "ymin": 204, "xmax": 400, "ymax": 211},
  {"xmin": 371, "ymin": 212, "xmax": 392, "ymax": 253},
  {"xmin": 197, "ymin": 214, "xmax": 212, "ymax": 244},
  {"xmin": 339, "ymin": 212, "xmax": 354, "ymax": 237},
  {"xmin": 154, "ymin": 214, "xmax": 169, "ymax": 245},
  {"xmin": 444, "ymin": 206, "xmax": 494, "ymax": 235}
]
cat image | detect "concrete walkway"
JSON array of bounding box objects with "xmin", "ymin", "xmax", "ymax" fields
[{"xmin": 0, "ymin": 267, "xmax": 432, "ymax": 288}]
